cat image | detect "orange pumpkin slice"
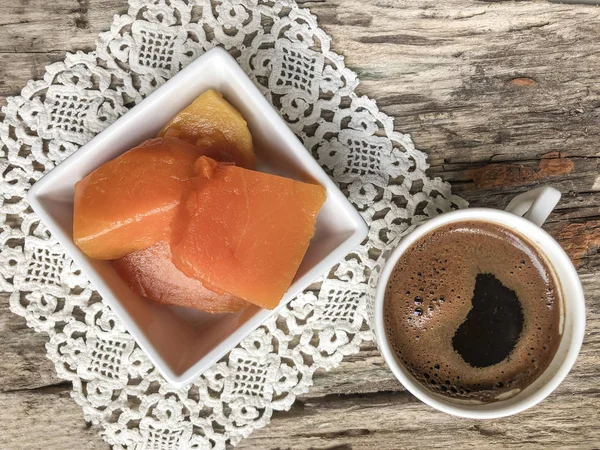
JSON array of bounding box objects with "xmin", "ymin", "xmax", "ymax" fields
[
  {"xmin": 113, "ymin": 241, "xmax": 248, "ymax": 313},
  {"xmin": 171, "ymin": 157, "xmax": 326, "ymax": 309},
  {"xmin": 159, "ymin": 89, "xmax": 256, "ymax": 169},
  {"xmin": 73, "ymin": 138, "xmax": 203, "ymax": 260}
]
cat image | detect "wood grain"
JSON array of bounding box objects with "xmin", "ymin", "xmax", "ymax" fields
[
  {"xmin": 0, "ymin": 388, "xmax": 109, "ymax": 449},
  {"xmin": 1, "ymin": 0, "xmax": 600, "ymax": 448},
  {"xmin": 0, "ymin": 0, "xmax": 128, "ymax": 106},
  {"xmin": 0, "ymin": 297, "xmax": 64, "ymax": 392}
]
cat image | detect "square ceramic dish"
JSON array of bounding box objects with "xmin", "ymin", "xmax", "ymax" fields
[{"xmin": 28, "ymin": 47, "xmax": 368, "ymax": 387}]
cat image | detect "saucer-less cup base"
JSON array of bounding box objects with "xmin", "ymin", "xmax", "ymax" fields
[
  {"xmin": 28, "ymin": 48, "xmax": 368, "ymax": 387},
  {"xmin": 368, "ymin": 187, "xmax": 585, "ymax": 418}
]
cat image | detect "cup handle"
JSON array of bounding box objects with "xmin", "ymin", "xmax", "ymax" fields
[{"xmin": 504, "ymin": 186, "xmax": 561, "ymax": 227}]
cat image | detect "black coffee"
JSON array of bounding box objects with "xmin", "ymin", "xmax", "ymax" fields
[{"xmin": 384, "ymin": 220, "xmax": 562, "ymax": 402}]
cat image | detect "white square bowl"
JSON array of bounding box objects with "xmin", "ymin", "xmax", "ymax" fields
[{"xmin": 28, "ymin": 47, "xmax": 368, "ymax": 387}]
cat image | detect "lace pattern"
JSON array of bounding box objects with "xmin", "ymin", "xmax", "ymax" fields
[{"xmin": 0, "ymin": 0, "xmax": 467, "ymax": 448}]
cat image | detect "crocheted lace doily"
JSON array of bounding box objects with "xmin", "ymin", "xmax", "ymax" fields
[{"xmin": 0, "ymin": 0, "xmax": 466, "ymax": 447}]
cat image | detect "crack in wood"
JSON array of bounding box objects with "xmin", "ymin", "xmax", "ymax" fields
[
  {"xmin": 303, "ymin": 389, "xmax": 419, "ymax": 408},
  {"xmin": 508, "ymin": 21, "xmax": 551, "ymax": 32},
  {"xmin": 0, "ymin": 21, "xmax": 30, "ymax": 27},
  {"xmin": 3, "ymin": 380, "xmax": 72, "ymax": 396},
  {"xmin": 0, "ymin": 50, "xmax": 69, "ymax": 54}
]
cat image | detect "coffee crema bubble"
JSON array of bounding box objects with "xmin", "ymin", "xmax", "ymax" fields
[{"xmin": 383, "ymin": 220, "xmax": 563, "ymax": 402}]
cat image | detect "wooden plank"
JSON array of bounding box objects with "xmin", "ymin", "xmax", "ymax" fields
[
  {"xmin": 0, "ymin": 0, "xmax": 128, "ymax": 107},
  {"xmin": 318, "ymin": 0, "xmax": 600, "ymax": 163},
  {"xmin": 237, "ymin": 390, "xmax": 600, "ymax": 449},
  {"xmin": 0, "ymin": 293, "xmax": 65, "ymax": 392},
  {"xmin": 0, "ymin": 0, "xmax": 127, "ymax": 52},
  {"xmin": 0, "ymin": 53, "xmax": 58, "ymax": 104},
  {"xmin": 0, "ymin": 2, "xmax": 128, "ymax": 448},
  {"xmin": 0, "ymin": 387, "xmax": 109, "ymax": 449}
]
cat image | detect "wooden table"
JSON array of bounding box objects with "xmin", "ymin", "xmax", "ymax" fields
[{"xmin": 1, "ymin": 0, "xmax": 599, "ymax": 448}]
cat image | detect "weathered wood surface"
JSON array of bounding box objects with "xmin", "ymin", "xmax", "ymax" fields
[{"xmin": 1, "ymin": 0, "xmax": 600, "ymax": 448}]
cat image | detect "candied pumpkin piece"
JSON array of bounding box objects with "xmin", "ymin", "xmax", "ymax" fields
[
  {"xmin": 113, "ymin": 241, "xmax": 248, "ymax": 313},
  {"xmin": 171, "ymin": 157, "xmax": 326, "ymax": 309},
  {"xmin": 159, "ymin": 89, "xmax": 256, "ymax": 169},
  {"xmin": 192, "ymin": 132, "xmax": 247, "ymax": 168},
  {"xmin": 73, "ymin": 138, "xmax": 202, "ymax": 260}
]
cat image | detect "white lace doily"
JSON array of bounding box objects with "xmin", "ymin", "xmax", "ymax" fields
[{"xmin": 0, "ymin": 0, "xmax": 467, "ymax": 448}]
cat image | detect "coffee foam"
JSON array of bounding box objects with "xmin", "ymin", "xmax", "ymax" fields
[{"xmin": 383, "ymin": 220, "xmax": 562, "ymax": 402}]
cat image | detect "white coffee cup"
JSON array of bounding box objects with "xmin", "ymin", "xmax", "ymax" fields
[{"xmin": 367, "ymin": 186, "xmax": 585, "ymax": 419}]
